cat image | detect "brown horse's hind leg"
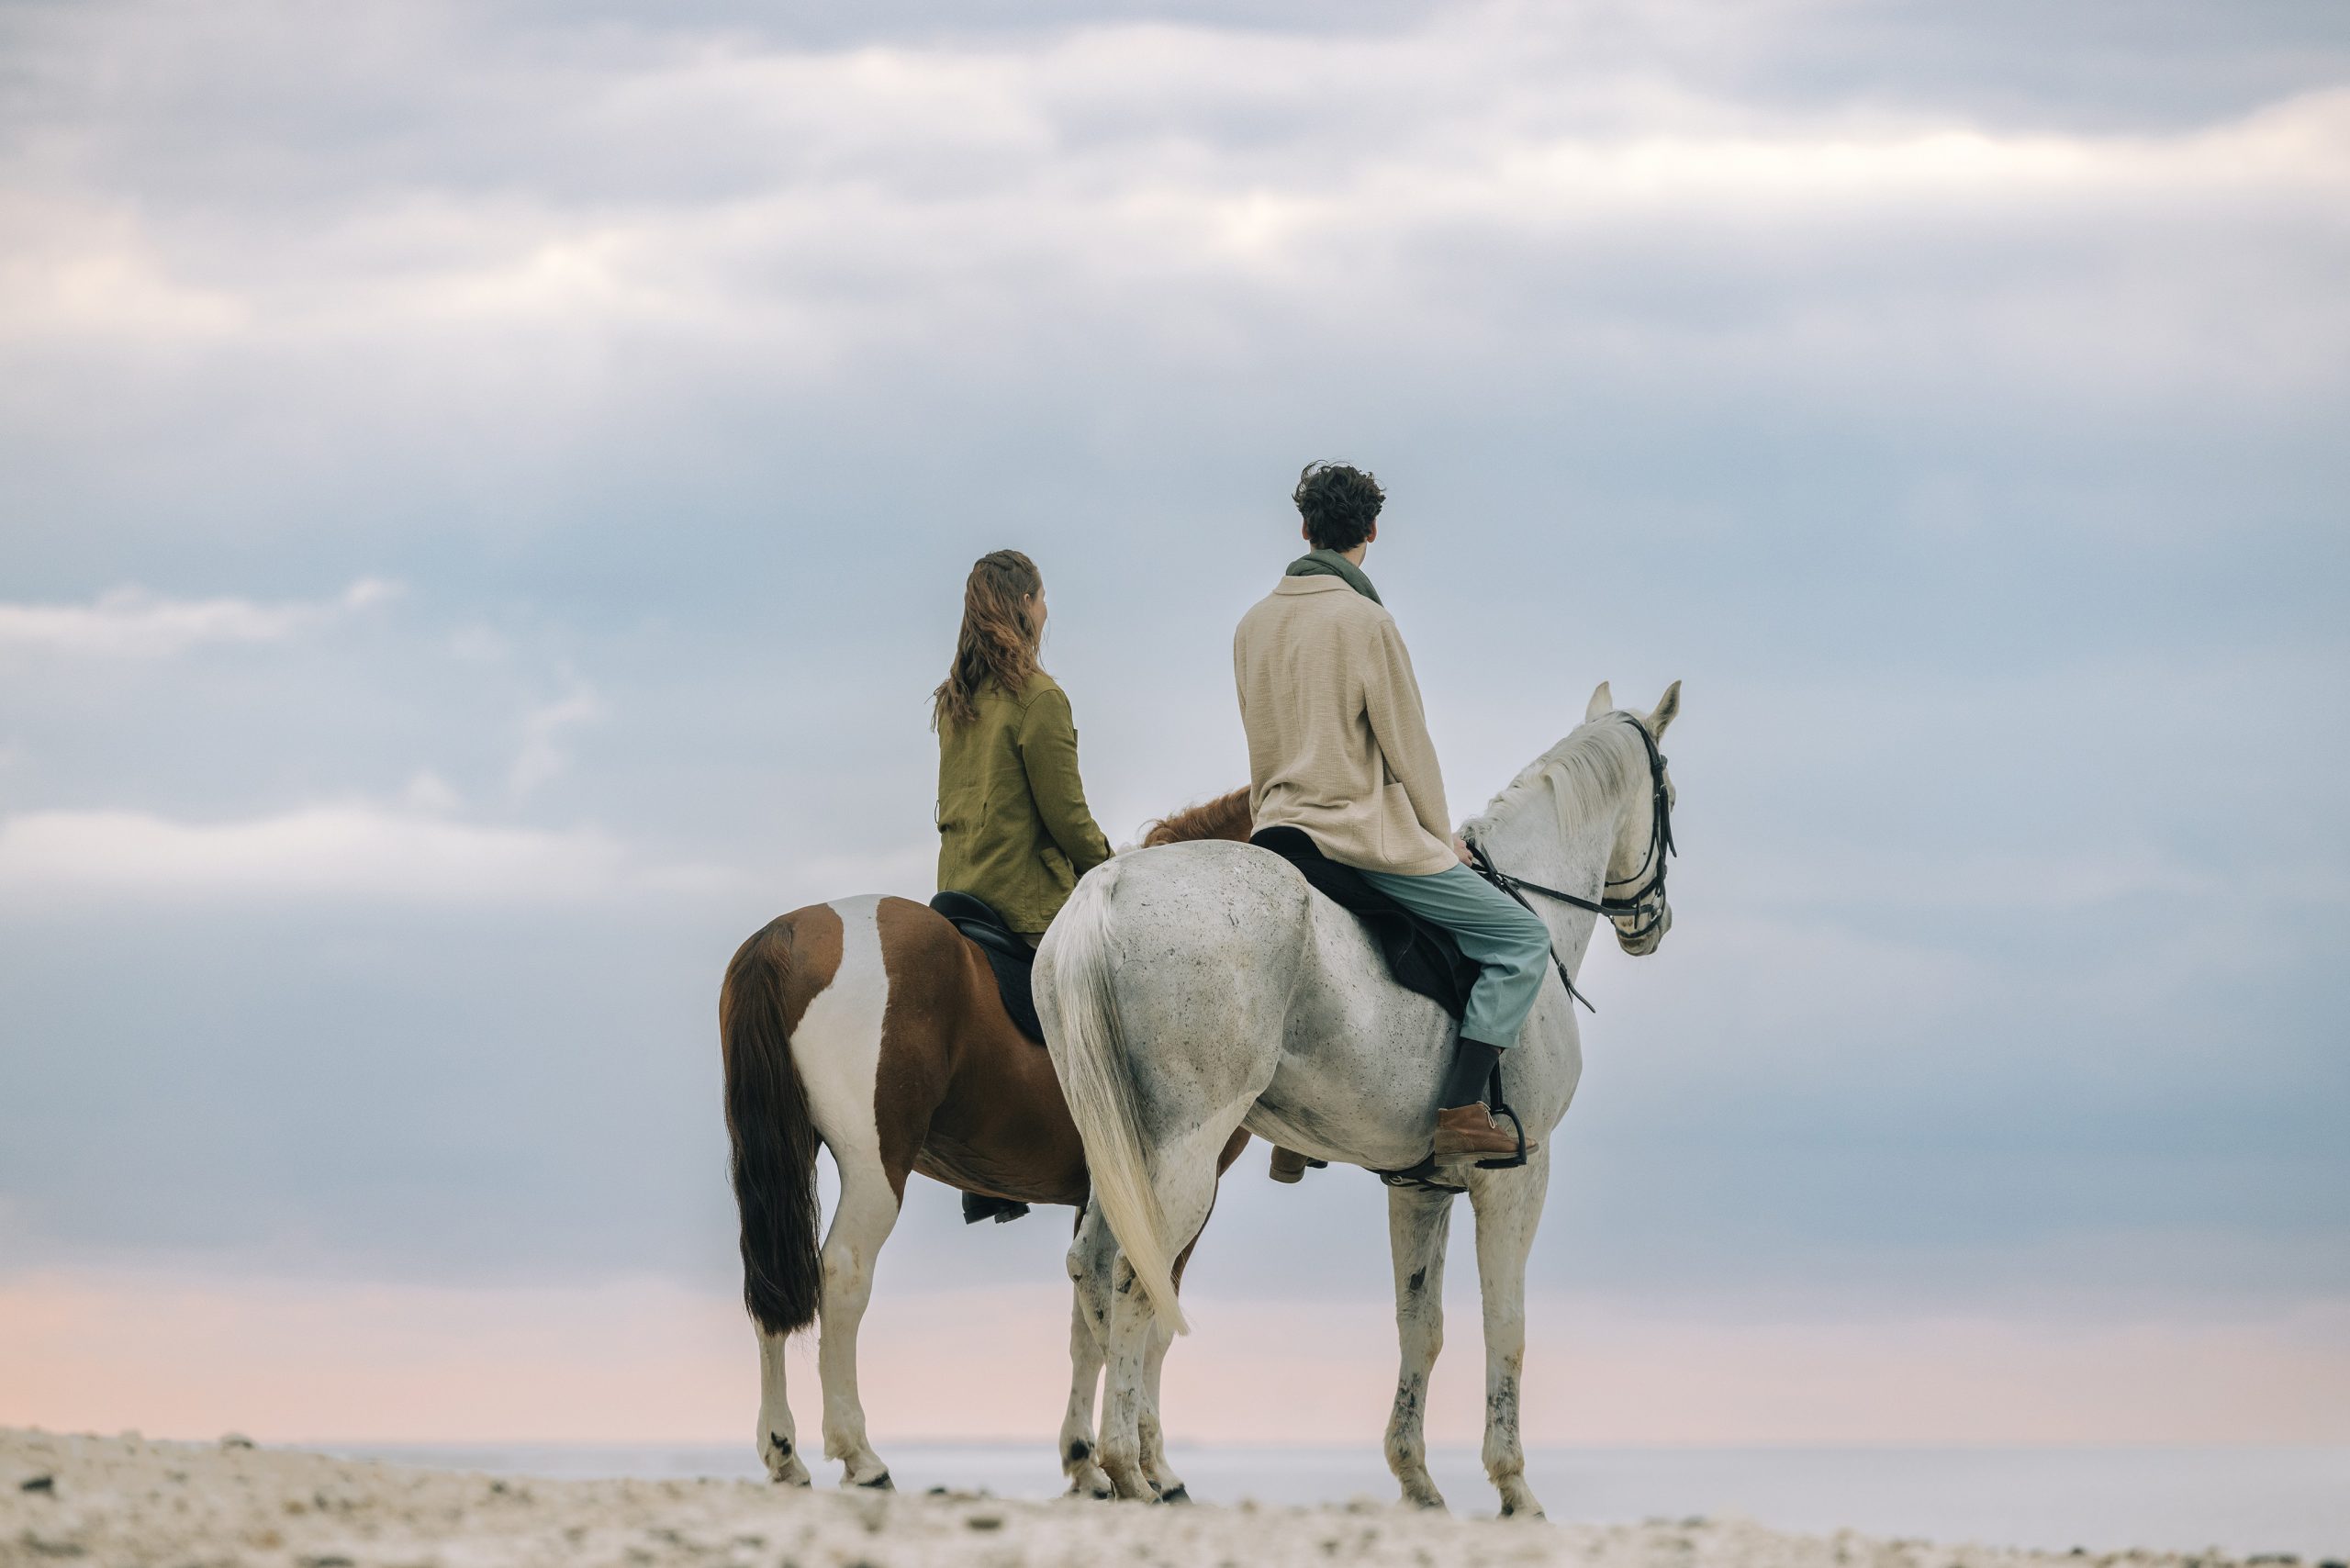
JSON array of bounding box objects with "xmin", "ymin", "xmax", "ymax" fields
[
  {"xmin": 816, "ymin": 1148, "xmax": 901, "ymax": 1488},
  {"xmin": 722, "ymin": 906, "xmax": 838, "ymax": 1486},
  {"xmin": 806, "ymin": 897, "xmax": 956, "ymax": 1491},
  {"xmin": 755, "ymin": 1329, "xmax": 813, "ymax": 1486}
]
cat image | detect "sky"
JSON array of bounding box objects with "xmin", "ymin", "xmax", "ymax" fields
[{"xmin": 1, "ymin": 0, "xmax": 2346, "ymax": 1450}]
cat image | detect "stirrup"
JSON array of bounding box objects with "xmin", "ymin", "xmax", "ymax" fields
[
  {"xmin": 1376, "ymin": 1154, "xmax": 1468, "ymax": 1195},
  {"xmin": 961, "ymin": 1193, "xmax": 1031, "ymax": 1226},
  {"xmin": 1474, "ymin": 1099, "xmax": 1530, "ymax": 1170}
]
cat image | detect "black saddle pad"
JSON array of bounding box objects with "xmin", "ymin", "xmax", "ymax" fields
[
  {"xmin": 928, "ymin": 890, "xmax": 1045, "ymax": 1045},
  {"xmin": 1248, "ymin": 827, "xmax": 1476, "ymax": 1022}
]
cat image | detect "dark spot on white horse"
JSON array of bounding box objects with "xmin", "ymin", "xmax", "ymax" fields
[
  {"xmin": 1407, "ymin": 1267, "xmax": 1427, "ymax": 1294},
  {"xmin": 769, "ymin": 1432, "xmax": 790, "ymax": 1457},
  {"xmin": 855, "ymin": 1471, "xmax": 894, "ymax": 1491},
  {"xmin": 1486, "ymin": 1379, "xmax": 1522, "ymax": 1436},
  {"xmin": 1066, "ymin": 1439, "xmax": 1091, "ymax": 1464}
]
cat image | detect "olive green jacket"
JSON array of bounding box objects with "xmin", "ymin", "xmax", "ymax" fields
[{"xmin": 935, "ymin": 673, "xmax": 1114, "ymax": 934}]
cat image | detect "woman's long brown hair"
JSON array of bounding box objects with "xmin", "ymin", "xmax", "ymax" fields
[{"xmin": 933, "ymin": 549, "xmax": 1045, "ymax": 731}]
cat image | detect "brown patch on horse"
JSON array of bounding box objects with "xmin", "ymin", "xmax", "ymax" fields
[
  {"xmin": 873, "ymin": 896, "xmax": 1091, "ymax": 1208},
  {"xmin": 759, "ymin": 905, "xmax": 843, "ymax": 1041},
  {"xmin": 1139, "ymin": 787, "xmax": 1253, "ymax": 847},
  {"xmin": 720, "ymin": 903, "xmax": 844, "ymax": 1336}
]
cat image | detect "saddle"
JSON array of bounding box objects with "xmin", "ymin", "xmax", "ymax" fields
[
  {"xmin": 928, "ymin": 890, "xmax": 1045, "ymax": 1046},
  {"xmin": 1248, "ymin": 827, "xmax": 1479, "ymax": 1020}
]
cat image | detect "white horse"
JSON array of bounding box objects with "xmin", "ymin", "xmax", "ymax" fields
[{"xmin": 1035, "ymin": 679, "xmax": 1682, "ymax": 1516}]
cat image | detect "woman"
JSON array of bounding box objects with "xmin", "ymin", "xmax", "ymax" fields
[{"xmin": 934, "ymin": 549, "xmax": 1113, "ymax": 946}]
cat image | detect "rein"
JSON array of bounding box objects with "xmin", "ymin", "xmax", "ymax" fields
[{"xmin": 1465, "ymin": 715, "xmax": 1676, "ymax": 1014}]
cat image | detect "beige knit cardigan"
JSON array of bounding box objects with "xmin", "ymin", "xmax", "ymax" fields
[{"xmin": 1232, "ymin": 574, "xmax": 1457, "ymax": 877}]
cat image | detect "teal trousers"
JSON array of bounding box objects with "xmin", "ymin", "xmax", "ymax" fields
[{"xmin": 1358, "ymin": 860, "xmax": 1553, "ymax": 1047}]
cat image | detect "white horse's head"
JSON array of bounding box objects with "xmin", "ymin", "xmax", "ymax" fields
[
  {"xmin": 1581, "ymin": 678, "xmax": 1681, "ymax": 957},
  {"xmin": 1466, "ymin": 678, "xmax": 1684, "ymax": 960}
]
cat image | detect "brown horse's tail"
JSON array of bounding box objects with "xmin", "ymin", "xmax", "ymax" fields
[{"xmin": 720, "ymin": 920, "xmax": 823, "ymax": 1337}]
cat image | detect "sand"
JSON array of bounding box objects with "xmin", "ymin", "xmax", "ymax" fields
[{"xmin": 0, "ymin": 1428, "xmax": 2272, "ymax": 1568}]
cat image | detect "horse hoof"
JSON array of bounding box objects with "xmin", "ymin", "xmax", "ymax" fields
[
  {"xmin": 1158, "ymin": 1484, "xmax": 1191, "ymax": 1505},
  {"xmin": 854, "ymin": 1471, "xmax": 894, "ymax": 1492}
]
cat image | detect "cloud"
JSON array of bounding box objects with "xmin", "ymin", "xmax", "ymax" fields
[
  {"xmin": 509, "ymin": 684, "xmax": 605, "ymax": 798},
  {"xmin": 0, "ymin": 0, "xmax": 2341, "ymax": 1397},
  {"xmin": 0, "ymin": 190, "xmax": 251, "ymax": 341},
  {"xmin": 0, "ymin": 579, "xmax": 400, "ymax": 658},
  {"xmin": 6, "ymin": 6, "xmax": 2344, "ymax": 411},
  {"xmin": 0, "ymin": 800, "xmax": 721, "ymax": 904},
  {"xmin": 399, "ymin": 769, "xmax": 464, "ymax": 812}
]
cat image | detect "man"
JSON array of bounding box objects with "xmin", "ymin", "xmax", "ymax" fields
[{"xmin": 1233, "ymin": 462, "xmax": 1550, "ymax": 1163}]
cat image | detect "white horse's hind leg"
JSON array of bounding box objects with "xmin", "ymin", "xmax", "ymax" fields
[
  {"xmin": 1139, "ymin": 1319, "xmax": 1186, "ymax": 1502},
  {"xmin": 755, "ymin": 1328, "xmax": 813, "ymax": 1485},
  {"xmin": 1470, "ymin": 1148, "xmax": 1551, "ymax": 1519},
  {"xmin": 1060, "ymin": 1202, "xmax": 1116, "ymax": 1499},
  {"xmin": 1069, "ymin": 1196, "xmax": 1187, "ymax": 1503},
  {"xmin": 1097, "ymin": 1124, "xmax": 1227, "ymax": 1501},
  {"xmin": 816, "ymin": 1152, "xmax": 901, "ymax": 1489},
  {"xmin": 1098, "ymin": 1256, "xmax": 1158, "ymax": 1500},
  {"xmin": 1383, "ymin": 1184, "xmax": 1456, "ymax": 1509}
]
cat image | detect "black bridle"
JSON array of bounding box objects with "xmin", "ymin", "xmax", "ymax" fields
[{"xmin": 1465, "ymin": 714, "xmax": 1676, "ymax": 1014}]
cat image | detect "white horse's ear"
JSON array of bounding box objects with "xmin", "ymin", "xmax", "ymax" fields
[
  {"xmin": 1584, "ymin": 681, "xmax": 1614, "ymax": 722},
  {"xmin": 1646, "ymin": 679, "xmax": 1682, "ymax": 737}
]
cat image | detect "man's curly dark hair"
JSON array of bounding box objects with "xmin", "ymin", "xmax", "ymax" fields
[{"xmin": 1292, "ymin": 462, "xmax": 1384, "ymax": 553}]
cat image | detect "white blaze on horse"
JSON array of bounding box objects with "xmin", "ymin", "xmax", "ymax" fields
[
  {"xmin": 719, "ymin": 890, "xmax": 1244, "ymax": 1497},
  {"xmin": 1037, "ymin": 679, "xmax": 1683, "ymax": 1516}
]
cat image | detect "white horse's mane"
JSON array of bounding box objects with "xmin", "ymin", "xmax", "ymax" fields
[{"xmin": 1463, "ymin": 711, "xmax": 1647, "ymax": 838}]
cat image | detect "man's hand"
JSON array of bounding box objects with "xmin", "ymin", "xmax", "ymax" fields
[{"xmin": 1452, "ymin": 834, "xmax": 1474, "ymax": 866}]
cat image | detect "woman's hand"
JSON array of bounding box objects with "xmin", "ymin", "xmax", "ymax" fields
[{"xmin": 1452, "ymin": 834, "xmax": 1474, "ymax": 866}]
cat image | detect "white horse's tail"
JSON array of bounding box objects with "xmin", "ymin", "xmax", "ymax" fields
[{"xmin": 1048, "ymin": 871, "xmax": 1191, "ymax": 1335}]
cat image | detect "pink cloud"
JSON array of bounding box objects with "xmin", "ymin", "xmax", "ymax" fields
[{"xmin": 3, "ymin": 1269, "xmax": 2344, "ymax": 1447}]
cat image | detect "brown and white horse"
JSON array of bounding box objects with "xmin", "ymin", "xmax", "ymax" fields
[{"xmin": 719, "ymin": 857, "xmax": 1249, "ymax": 1497}]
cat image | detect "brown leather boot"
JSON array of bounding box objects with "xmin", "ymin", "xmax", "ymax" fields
[
  {"xmin": 1268, "ymin": 1146, "xmax": 1311, "ymax": 1183},
  {"xmin": 1432, "ymin": 1103, "xmax": 1534, "ymax": 1159},
  {"xmin": 1270, "ymin": 1148, "xmax": 1328, "ymax": 1182}
]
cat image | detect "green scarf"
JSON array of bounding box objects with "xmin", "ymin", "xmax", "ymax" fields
[{"xmin": 1284, "ymin": 547, "xmax": 1382, "ymax": 604}]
